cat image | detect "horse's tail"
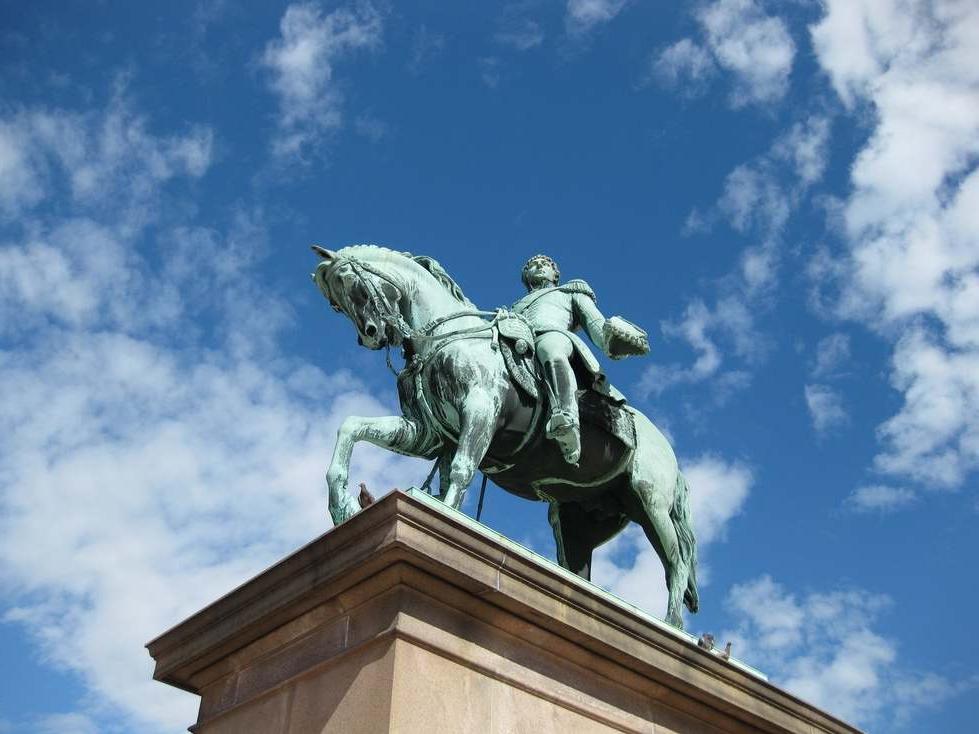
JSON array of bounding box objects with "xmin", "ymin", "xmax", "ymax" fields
[{"xmin": 671, "ymin": 471, "xmax": 699, "ymax": 613}]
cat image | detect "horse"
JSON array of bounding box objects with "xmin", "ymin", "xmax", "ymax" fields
[{"xmin": 311, "ymin": 244, "xmax": 699, "ymax": 629}]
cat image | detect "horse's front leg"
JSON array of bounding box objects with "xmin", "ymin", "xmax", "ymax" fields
[
  {"xmin": 327, "ymin": 415, "xmax": 421, "ymax": 525},
  {"xmin": 440, "ymin": 401, "xmax": 499, "ymax": 511}
]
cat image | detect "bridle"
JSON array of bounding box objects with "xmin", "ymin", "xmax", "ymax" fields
[
  {"xmin": 316, "ymin": 257, "xmax": 413, "ymax": 342},
  {"xmin": 315, "ymin": 256, "xmax": 502, "ymax": 348}
]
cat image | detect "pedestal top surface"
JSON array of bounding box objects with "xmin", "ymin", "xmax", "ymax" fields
[{"xmin": 146, "ymin": 489, "xmax": 862, "ymax": 734}]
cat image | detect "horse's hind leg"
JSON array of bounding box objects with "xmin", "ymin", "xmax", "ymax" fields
[
  {"xmin": 622, "ymin": 477, "xmax": 688, "ymax": 629},
  {"xmin": 548, "ymin": 501, "xmax": 628, "ymax": 580}
]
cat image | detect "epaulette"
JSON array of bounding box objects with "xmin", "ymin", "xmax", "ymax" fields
[{"xmin": 559, "ymin": 279, "xmax": 596, "ymax": 301}]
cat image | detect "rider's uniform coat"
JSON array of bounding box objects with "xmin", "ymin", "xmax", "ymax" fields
[{"xmin": 511, "ymin": 280, "xmax": 624, "ymax": 402}]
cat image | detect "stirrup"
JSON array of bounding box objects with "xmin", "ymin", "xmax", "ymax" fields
[
  {"xmin": 545, "ymin": 409, "xmax": 576, "ymax": 436},
  {"xmin": 546, "ymin": 411, "xmax": 581, "ymax": 465}
]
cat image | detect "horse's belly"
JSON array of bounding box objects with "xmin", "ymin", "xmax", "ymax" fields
[{"xmin": 483, "ymin": 420, "xmax": 632, "ymax": 502}]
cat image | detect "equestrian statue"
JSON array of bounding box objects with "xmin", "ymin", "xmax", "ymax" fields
[{"xmin": 311, "ymin": 245, "xmax": 699, "ymax": 629}]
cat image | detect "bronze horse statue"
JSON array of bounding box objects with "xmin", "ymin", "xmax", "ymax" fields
[{"xmin": 312, "ymin": 245, "xmax": 698, "ymax": 628}]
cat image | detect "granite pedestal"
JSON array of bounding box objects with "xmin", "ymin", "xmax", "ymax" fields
[{"xmin": 147, "ymin": 489, "xmax": 862, "ymax": 734}]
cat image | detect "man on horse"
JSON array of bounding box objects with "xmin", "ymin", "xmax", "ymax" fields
[{"xmin": 512, "ymin": 254, "xmax": 650, "ymax": 465}]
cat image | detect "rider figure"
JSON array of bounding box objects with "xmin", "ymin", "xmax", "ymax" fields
[{"xmin": 512, "ymin": 254, "xmax": 619, "ymax": 465}]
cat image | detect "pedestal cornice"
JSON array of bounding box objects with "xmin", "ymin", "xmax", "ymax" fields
[{"xmin": 147, "ymin": 490, "xmax": 863, "ymax": 734}]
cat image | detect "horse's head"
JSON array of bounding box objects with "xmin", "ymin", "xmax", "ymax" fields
[{"xmin": 312, "ymin": 245, "xmax": 404, "ymax": 350}]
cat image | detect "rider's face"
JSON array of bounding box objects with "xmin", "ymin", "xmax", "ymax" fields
[{"xmin": 526, "ymin": 260, "xmax": 557, "ymax": 288}]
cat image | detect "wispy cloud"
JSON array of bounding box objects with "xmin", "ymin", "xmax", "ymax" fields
[
  {"xmin": 495, "ymin": 5, "xmax": 545, "ymax": 50},
  {"xmin": 638, "ymin": 297, "xmax": 759, "ymax": 400},
  {"xmin": 593, "ymin": 454, "xmax": 752, "ymax": 619},
  {"xmin": 565, "ymin": 0, "xmax": 629, "ymax": 35},
  {"xmin": 407, "ymin": 24, "xmax": 445, "ymax": 75},
  {"xmin": 0, "ymin": 92, "xmax": 422, "ymax": 733},
  {"xmin": 723, "ymin": 576, "xmax": 975, "ymax": 729},
  {"xmin": 846, "ymin": 484, "xmax": 917, "ymax": 513},
  {"xmin": 639, "ymin": 117, "xmax": 829, "ymax": 401},
  {"xmin": 648, "ymin": 39, "xmax": 716, "ymax": 95},
  {"xmin": 651, "ymin": 0, "xmax": 795, "ymax": 107},
  {"xmin": 812, "ymin": 333, "xmax": 851, "ymax": 378},
  {"xmin": 0, "ymin": 92, "xmax": 211, "ymax": 226},
  {"xmin": 261, "ymin": 2, "xmax": 383, "ymax": 159},
  {"xmin": 804, "ymin": 384, "xmax": 849, "ymax": 434},
  {"xmin": 808, "ymin": 0, "xmax": 979, "ymax": 491},
  {"xmin": 34, "ymin": 713, "xmax": 99, "ymax": 734}
]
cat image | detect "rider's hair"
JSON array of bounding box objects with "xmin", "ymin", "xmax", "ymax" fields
[{"xmin": 521, "ymin": 254, "xmax": 560, "ymax": 289}]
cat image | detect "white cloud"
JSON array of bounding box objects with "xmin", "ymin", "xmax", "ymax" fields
[
  {"xmin": 0, "ymin": 95, "xmax": 423, "ymax": 734},
  {"xmin": 35, "ymin": 713, "xmax": 99, "ymax": 734},
  {"xmin": 804, "ymin": 384, "xmax": 849, "ymax": 434},
  {"xmin": 653, "ymin": 0, "xmax": 796, "ymax": 107},
  {"xmin": 0, "ymin": 119, "xmax": 45, "ymax": 215},
  {"xmin": 495, "ymin": 8, "xmax": 544, "ymax": 51},
  {"xmin": 772, "ymin": 114, "xmax": 832, "ymax": 186},
  {"xmin": 479, "ymin": 57, "xmax": 502, "ymax": 89},
  {"xmin": 809, "ymin": 0, "xmax": 924, "ymax": 110},
  {"xmin": 808, "ymin": 0, "xmax": 979, "ymax": 491},
  {"xmin": 720, "ymin": 116, "xmax": 831, "ymax": 240},
  {"xmin": 638, "ymin": 297, "xmax": 760, "ymax": 398},
  {"xmin": 723, "ymin": 576, "xmax": 973, "ymax": 729},
  {"xmin": 354, "ymin": 112, "xmax": 391, "ymax": 143},
  {"xmin": 592, "ymin": 525, "xmax": 671, "ymax": 617},
  {"xmin": 685, "ymin": 455, "xmax": 753, "ymax": 545},
  {"xmin": 593, "ymin": 454, "xmax": 752, "ymax": 618},
  {"xmin": 0, "ymin": 98, "xmax": 215, "ymax": 337},
  {"xmin": 812, "ymin": 332, "xmax": 851, "ymax": 377},
  {"xmin": 641, "ymin": 116, "xmax": 830, "ymax": 400},
  {"xmin": 408, "ymin": 24, "xmax": 445, "ymax": 75},
  {"xmin": 698, "ymin": 0, "xmax": 796, "ymax": 107},
  {"xmin": 261, "ymin": 2, "xmax": 383, "ymax": 158},
  {"xmin": 0, "ymin": 96, "xmax": 211, "ymax": 224},
  {"xmin": 650, "ymin": 39, "xmax": 716, "ymax": 93},
  {"xmin": 874, "ymin": 328, "xmax": 979, "ymax": 486},
  {"xmin": 720, "ymin": 164, "xmax": 791, "ymax": 239},
  {"xmin": 566, "ymin": 0, "xmax": 629, "ymax": 34},
  {"xmin": 0, "ymin": 330, "xmax": 417, "ymax": 733},
  {"xmin": 846, "ymin": 484, "xmax": 916, "ymax": 513}
]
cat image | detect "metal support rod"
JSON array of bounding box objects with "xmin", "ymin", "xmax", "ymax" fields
[
  {"xmin": 475, "ymin": 473, "xmax": 489, "ymax": 521},
  {"xmin": 420, "ymin": 459, "xmax": 439, "ymax": 494}
]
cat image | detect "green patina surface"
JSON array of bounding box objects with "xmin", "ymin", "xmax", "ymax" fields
[{"xmin": 312, "ymin": 246, "xmax": 700, "ymax": 630}]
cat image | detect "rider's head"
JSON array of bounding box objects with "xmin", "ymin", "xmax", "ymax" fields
[{"xmin": 521, "ymin": 254, "xmax": 560, "ymax": 291}]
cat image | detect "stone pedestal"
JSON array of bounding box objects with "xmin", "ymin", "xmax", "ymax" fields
[{"xmin": 147, "ymin": 490, "xmax": 862, "ymax": 734}]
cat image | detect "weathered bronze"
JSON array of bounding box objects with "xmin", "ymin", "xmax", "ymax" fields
[{"xmin": 311, "ymin": 245, "xmax": 698, "ymax": 628}]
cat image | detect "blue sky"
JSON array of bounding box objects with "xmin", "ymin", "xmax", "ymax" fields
[{"xmin": 1, "ymin": 1, "xmax": 977, "ymax": 731}]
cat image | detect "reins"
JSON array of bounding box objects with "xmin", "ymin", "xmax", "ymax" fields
[
  {"xmin": 317, "ymin": 252, "xmax": 503, "ymax": 521},
  {"xmin": 320, "ymin": 257, "xmax": 502, "ymax": 349}
]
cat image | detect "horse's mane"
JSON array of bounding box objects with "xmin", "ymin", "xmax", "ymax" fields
[{"xmin": 340, "ymin": 244, "xmax": 474, "ymax": 306}]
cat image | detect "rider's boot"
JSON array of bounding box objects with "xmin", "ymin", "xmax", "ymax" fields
[{"xmin": 543, "ymin": 360, "xmax": 581, "ymax": 465}]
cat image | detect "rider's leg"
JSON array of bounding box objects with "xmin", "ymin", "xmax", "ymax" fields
[{"xmin": 537, "ymin": 332, "xmax": 580, "ymax": 464}]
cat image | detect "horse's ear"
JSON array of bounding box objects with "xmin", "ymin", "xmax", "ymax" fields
[{"xmin": 311, "ymin": 244, "xmax": 337, "ymax": 260}]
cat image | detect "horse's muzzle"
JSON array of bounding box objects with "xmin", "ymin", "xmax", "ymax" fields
[{"xmin": 358, "ymin": 320, "xmax": 386, "ymax": 350}]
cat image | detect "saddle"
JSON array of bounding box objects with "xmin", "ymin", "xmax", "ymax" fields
[
  {"xmin": 493, "ymin": 311, "xmax": 636, "ymax": 459},
  {"xmin": 396, "ymin": 311, "xmax": 637, "ymax": 492},
  {"xmin": 495, "ymin": 312, "xmax": 539, "ymax": 400}
]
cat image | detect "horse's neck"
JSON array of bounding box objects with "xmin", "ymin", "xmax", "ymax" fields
[
  {"xmin": 402, "ymin": 281, "xmax": 460, "ymax": 330},
  {"xmin": 390, "ymin": 260, "xmax": 484, "ymax": 345}
]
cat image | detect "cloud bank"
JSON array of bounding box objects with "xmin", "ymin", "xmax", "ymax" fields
[
  {"xmin": 0, "ymin": 91, "xmax": 420, "ymax": 733},
  {"xmin": 261, "ymin": 2, "xmax": 383, "ymax": 159},
  {"xmin": 808, "ymin": 0, "xmax": 979, "ymax": 490}
]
